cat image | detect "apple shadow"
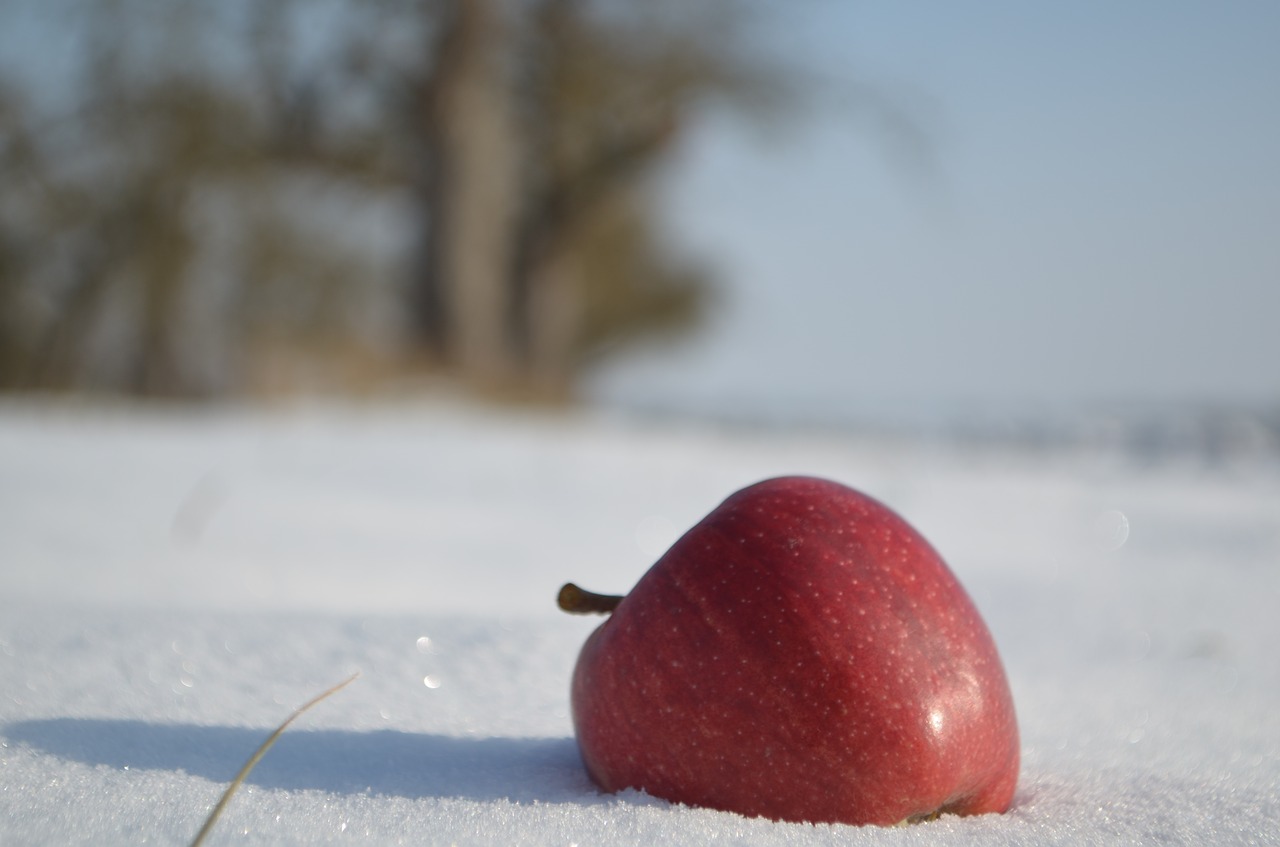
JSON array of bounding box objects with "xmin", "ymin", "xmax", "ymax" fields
[{"xmin": 4, "ymin": 717, "xmax": 596, "ymax": 804}]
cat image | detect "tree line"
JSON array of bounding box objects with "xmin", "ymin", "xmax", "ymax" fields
[
  {"xmin": 0, "ymin": 0, "xmax": 795, "ymax": 399},
  {"xmin": 2, "ymin": 1, "xmax": 923, "ymax": 401}
]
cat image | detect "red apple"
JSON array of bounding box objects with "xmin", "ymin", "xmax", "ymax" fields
[{"xmin": 559, "ymin": 475, "xmax": 1018, "ymax": 826}]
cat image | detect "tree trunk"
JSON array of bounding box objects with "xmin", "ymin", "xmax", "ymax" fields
[
  {"xmin": 418, "ymin": 0, "xmax": 520, "ymax": 388},
  {"xmin": 526, "ymin": 248, "xmax": 581, "ymax": 398}
]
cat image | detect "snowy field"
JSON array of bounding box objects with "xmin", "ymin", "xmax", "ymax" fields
[{"xmin": 1, "ymin": 399, "xmax": 1278, "ymax": 845}]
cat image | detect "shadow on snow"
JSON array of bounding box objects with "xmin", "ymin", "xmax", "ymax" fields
[{"xmin": 4, "ymin": 718, "xmax": 596, "ymax": 803}]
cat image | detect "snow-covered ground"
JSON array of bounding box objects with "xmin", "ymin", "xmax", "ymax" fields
[{"xmin": 2, "ymin": 399, "xmax": 1277, "ymax": 845}]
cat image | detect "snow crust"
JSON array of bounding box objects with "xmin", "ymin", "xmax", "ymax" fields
[{"xmin": 1, "ymin": 400, "xmax": 1277, "ymax": 845}]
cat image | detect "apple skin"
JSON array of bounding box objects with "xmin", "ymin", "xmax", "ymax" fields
[{"xmin": 568, "ymin": 476, "xmax": 1019, "ymax": 826}]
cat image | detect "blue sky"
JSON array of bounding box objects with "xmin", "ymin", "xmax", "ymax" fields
[{"xmin": 596, "ymin": 2, "xmax": 1280, "ymax": 424}]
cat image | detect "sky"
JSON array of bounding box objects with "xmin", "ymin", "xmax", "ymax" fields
[{"xmin": 592, "ymin": 2, "xmax": 1280, "ymax": 426}]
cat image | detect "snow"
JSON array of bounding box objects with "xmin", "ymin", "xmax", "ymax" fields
[{"xmin": 2, "ymin": 399, "xmax": 1278, "ymax": 845}]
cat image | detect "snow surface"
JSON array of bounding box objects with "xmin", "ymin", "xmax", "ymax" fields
[{"xmin": 2, "ymin": 399, "xmax": 1278, "ymax": 846}]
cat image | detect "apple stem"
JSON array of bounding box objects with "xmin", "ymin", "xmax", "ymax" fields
[{"xmin": 557, "ymin": 583, "xmax": 624, "ymax": 615}]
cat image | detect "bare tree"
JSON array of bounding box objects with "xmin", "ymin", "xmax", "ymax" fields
[
  {"xmin": 0, "ymin": 0, "xmax": 402, "ymax": 395},
  {"xmin": 408, "ymin": 0, "xmax": 785, "ymax": 396},
  {"xmin": 0, "ymin": 0, "xmax": 856, "ymax": 400}
]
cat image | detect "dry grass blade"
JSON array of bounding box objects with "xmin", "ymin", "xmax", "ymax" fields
[{"xmin": 189, "ymin": 672, "xmax": 361, "ymax": 847}]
